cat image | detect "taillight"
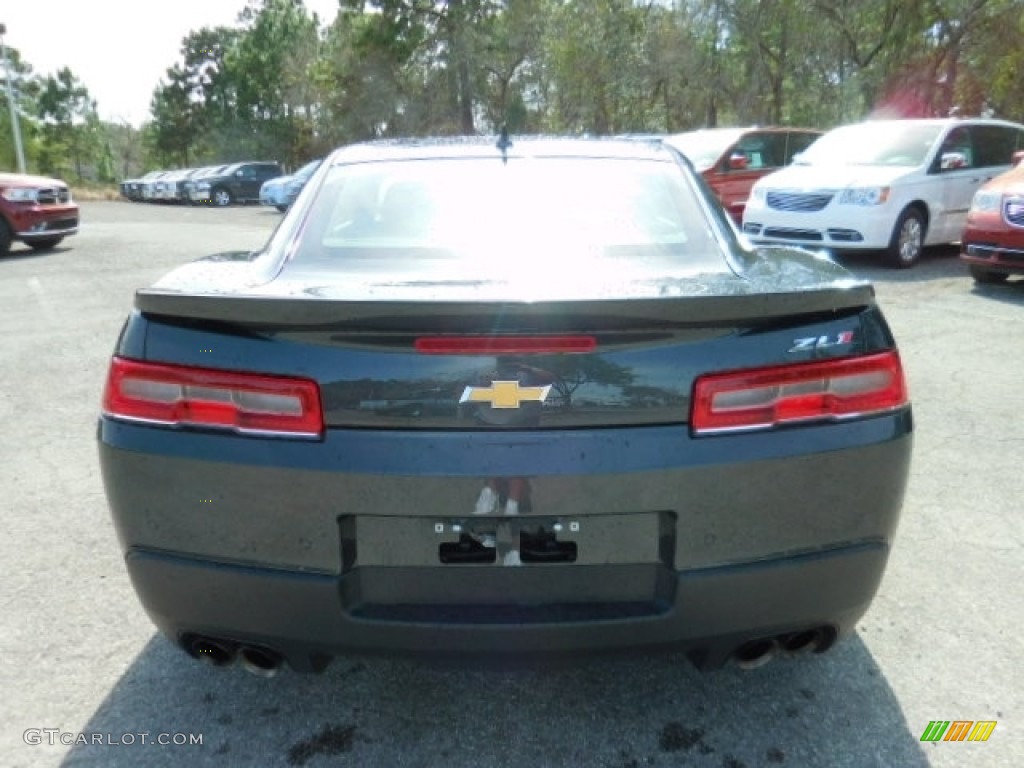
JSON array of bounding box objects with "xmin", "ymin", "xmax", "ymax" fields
[
  {"xmin": 415, "ymin": 335, "xmax": 597, "ymax": 355},
  {"xmin": 691, "ymin": 350, "xmax": 907, "ymax": 435},
  {"xmin": 102, "ymin": 357, "xmax": 323, "ymax": 439}
]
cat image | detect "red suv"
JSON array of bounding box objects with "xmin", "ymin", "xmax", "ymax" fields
[
  {"xmin": 960, "ymin": 152, "xmax": 1024, "ymax": 283},
  {"xmin": 0, "ymin": 172, "xmax": 79, "ymax": 256},
  {"xmin": 664, "ymin": 127, "xmax": 821, "ymax": 223}
]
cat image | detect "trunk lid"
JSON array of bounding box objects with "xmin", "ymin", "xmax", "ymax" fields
[{"xmin": 135, "ymin": 249, "xmax": 883, "ymax": 430}]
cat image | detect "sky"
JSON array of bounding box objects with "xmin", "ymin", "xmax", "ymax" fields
[{"xmin": 1, "ymin": 0, "xmax": 341, "ymax": 127}]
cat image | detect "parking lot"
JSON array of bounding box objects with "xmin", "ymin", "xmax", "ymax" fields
[{"xmin": 2, "ymin": 201, "xmax": 1021, "ymax": 768}]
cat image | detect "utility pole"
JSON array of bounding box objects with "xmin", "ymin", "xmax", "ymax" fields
[{"xmin": 0, "ymin": 23, "xmax": 28, "ymax": 173}]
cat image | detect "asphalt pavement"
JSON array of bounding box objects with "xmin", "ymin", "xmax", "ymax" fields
[{"xmin": 1, "ymin": 201, "xmax": 1020, "ymax": 768}]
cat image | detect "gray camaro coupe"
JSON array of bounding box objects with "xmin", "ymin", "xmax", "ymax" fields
[{"xmin": 98, "ymin": 137, "xmax": 912, "ymax": 677}]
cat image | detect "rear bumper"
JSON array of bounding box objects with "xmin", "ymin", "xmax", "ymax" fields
[
  {"xmin": 126, "ymin": 540, "xmax": 889, "ymax": 669},
  {"xmin": 99, "ymin": 412, "xmax": 912, "ymax": 668}
]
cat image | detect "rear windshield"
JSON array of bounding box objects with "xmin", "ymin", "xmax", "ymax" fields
[{"xmin": 287, "ymin": 156, "xmax": 729, "ymax": 276}]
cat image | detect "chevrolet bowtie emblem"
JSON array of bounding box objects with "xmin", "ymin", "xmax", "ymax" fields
[{"xmin": 460, "ymin": 381, "xmax": 551, "ymax": 409}]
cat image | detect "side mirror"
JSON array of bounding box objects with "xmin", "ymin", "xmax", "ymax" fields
[
  {"xmin": 940, "ymin": 152, "xmax": 967, "ymax": 171},
  {"xmin": 235, "ymin": 170, "xmax": 244, "ymax": 177},
  {"xmin": 727, "ymin": 153, "xmax": 749, "ymax": 171},
  {"xmin": 1012, "ymin": 150, "xmax": 1024, "ymax": 166}
]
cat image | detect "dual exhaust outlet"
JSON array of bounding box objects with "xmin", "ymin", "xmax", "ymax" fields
[
  {"xmin": 732, "ymin": 626, "xmax": 836, "ymax": 670},
  {"xmin": 184, "ymin": 626, "xmax": 834, "ymax": 675},
  {"xmin": 184, "ymin": 635, "xmax": 283, "ymax": 677}
]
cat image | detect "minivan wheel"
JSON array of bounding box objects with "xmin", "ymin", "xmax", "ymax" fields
[
  {"xmin": 887, "ymin": 207, "xmax": 925, "ymax": 268},
  {"xmin": 212, "ymin": 188, "xmax": 233, "ymax": 207}
]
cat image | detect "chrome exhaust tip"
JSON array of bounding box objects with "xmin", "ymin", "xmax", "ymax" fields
[
  {"xmin": 733, "ymin": 638, "xmax": 778, "ymax": 670},
  {"xmin": 238, "ymin": 645, "xmax": 283, "ymax": 678}
]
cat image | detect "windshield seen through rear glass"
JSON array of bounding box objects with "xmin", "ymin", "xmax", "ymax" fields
[
  {"xmin": 287, "ymin": 156, "xmax": 729, "ymax": 279},
  {"xmin": 795, "ymin": 123, "xmax": 944, "ymax": 167},
  {"xmin": 664, "ymin": 130, "xmax": 745, "ymax": 170}
]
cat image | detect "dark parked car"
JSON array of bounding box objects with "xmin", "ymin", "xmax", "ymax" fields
[
  {"xmin": 960, "ymin": 151, "xmax": 1024, "ymax": 283},
  {"xmin": 182, "ymin": 165, "xmax": 229, "ymax": 204},
  {"xmin": 664, "ymin": 127, "xmax": 821, "ymax": 223},
  {"xmin": 191, "ymin": 161, "xmax": 284, "ymax": 206},
  {"xmin": 99, "ymin": 137, "xmax": 912, "ymax": 677},
  {"xmin": 0, "ymin": 172, "xmax": 79, "ymax": 255}
]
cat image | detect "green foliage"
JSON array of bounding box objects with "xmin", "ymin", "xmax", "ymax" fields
[
  {"xmin": 147, "ymin": 64, "xmax": 202, "ymax": 167},
  {"xmin": 10, "ymin": 1, "xmax": 1024, "ymax": 182},
  {"xmin": 0, "ymin": 44, "xmax": 39, "ymax": 172},
  {"xmin": 36, "ymin": 67, "xmax": 101, "ymax": 180},
  {"xmin": 2, "ymin": 48, "xmax": 145, "ymax": 180}
]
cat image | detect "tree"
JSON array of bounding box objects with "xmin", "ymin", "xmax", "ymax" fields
[
  {"xmin": 227, "ymin": 0, "xmax": 323, "ymax": 161},
  {"xmin": 104, "ymin": 121, "xmax": 144, "ymax": 180},
  {"xmin": 0, "ymin": 45, "xmax": 40, "ymax": 172},
  {"xmin": 540, "ymin": 0, "xmax": 653, "ymax": 134},
  {"xmin": 479, "ymin": 0, "xmax": 548, "ymax": 132},
  {"xmin": 812, "ymin": 0, "xmax": 918, "ymax": 120},
  {"xmin": 540, "ymin": 355, "xmax": 634, "ymax": 409},
  {"xmin": 137, "ymin": 0, "xmax": 1024, "ymax": 171},
  {"xmin": 36, "ymin": 67, "xmax": 98, "ymax": 180},
  {"xmin": 966, "ymin": 0, "xmax": 1024, "ymax": 118},
  {"xmin": 147, "ymin": 65, "xmax": 201, "ymax": 166},
  {"xmin": 180, "ymin": 26, "xmax": 241, "ymax": 123}
]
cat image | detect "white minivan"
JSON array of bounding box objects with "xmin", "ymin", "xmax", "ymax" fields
[{"xmin": 741, "ymin": 118, "xmax": 1024, "ymax": 267}]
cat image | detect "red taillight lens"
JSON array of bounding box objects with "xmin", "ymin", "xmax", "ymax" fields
[
  {"xmin": 415, "ymin": 335, "xmax": 597, "ymax": 355},
  {"xmin": 102, "ymin": 357, "xmax": 324, "ymax": 439},
  {"xmin": 691, "ymin": 350, "xmax": 908, "ymax": 435}
]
